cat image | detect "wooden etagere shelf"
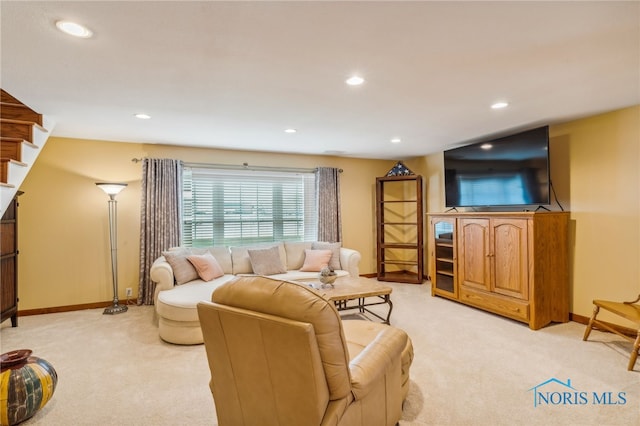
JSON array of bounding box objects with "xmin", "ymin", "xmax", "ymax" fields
[{"xmin": 376, "ymin": 172, "xmax": 423, "ymax": 284}]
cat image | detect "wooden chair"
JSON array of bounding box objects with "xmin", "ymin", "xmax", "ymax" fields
[{"xmin": 583, "ymin": 294, "xmax": 640, "ymax": 371}]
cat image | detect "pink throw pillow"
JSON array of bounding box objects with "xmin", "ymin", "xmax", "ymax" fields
[
  {"xmin": 299, "ymin": 249, "xmax": 333, "ymax": 272},
  {"xmin": 187, "ymin": 252, "xmax": 225, "ymax": 281}
]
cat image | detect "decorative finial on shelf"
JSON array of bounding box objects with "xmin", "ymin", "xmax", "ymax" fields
[{"xmin": 386, "ymin": 161, "xmax": 414, "ymax": 176}]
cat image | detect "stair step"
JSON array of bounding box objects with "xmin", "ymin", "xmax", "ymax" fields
[
  {"xmin": 0, "ymin": 159, "xmax": 7, "ymax": 183},
  {"xmin": 0, "ymin": 120, "xmax": 33, "ymax": 141},
  {"xmin": 1, "ymin": 138, "xmax": 22, "ymax": 161},
  {"xmin": 0, "ymin": 103, "xmax": 43, "ymax": 126},
  {"xmin": 0, "ymin": 137, "xmax": 38, "ymax": 162},
  {"xmin": 0, "ymin": 90, "xmax": 21, "ymax": 104},
  {"xmin": 0, "ymin": 137, "xmax": 37, "ymax": 147},
  {"xmin": 0, "ymin": 158, "xmax": 27, "ymax": 184},
  {"xmin": 0, "ymin": 119, "xmax": 47, "ymax": 142},
  {"xmin": 1, "ymin": 118, "xmax": 47, "ymax": 131}
]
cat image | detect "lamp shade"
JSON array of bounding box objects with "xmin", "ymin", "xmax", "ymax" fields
[{"xmin": 95, "ymin": 182, "xmax": 127, "ymax": 196}]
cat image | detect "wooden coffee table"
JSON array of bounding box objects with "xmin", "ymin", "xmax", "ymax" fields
[{"xmin": 304, "ymin": 276, "xmax": 393, "ymax": 324}]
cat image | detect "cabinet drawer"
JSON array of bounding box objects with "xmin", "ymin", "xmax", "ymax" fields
[{"xmin": 459, "ymin": 286, "xmax": 529, "ymax": 323}]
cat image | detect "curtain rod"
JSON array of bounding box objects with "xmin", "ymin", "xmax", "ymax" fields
[{"xmin": 131, "ymin": 158, "xmax": 342, "ymax": 173}]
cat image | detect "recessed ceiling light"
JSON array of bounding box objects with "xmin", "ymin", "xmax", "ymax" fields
[
  {"xmin": 390, "ymin": 138, "xmax": 401, "ymax": 144},
  {"xmin": 346, "ymin": 76, "xmax": 365, "ymax": 86},
  {"xmin": 481, "ymin": 143, "xmax": 493, "ymax": 150},
  {"xmin": 284, "ymin": 128, "xmax": 297, "ymax": 133},
  {"xmin": 55, "ymin": 20, "xmax": 93, "ymax": 38},
  {"xmin": 491, "ymin": 101, "xmax": 509, "ymax": 109},
  {"xmin": 134, "ymin": 113, "xmax": 151, "ymax": 120}
]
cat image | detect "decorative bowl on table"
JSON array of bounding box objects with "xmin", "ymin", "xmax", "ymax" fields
[
  {"xmin": 319, "ymin": 274, "xmax": 337, "ymax": 285},
  {"xmin": 318, "ymin": 266, "xmax": 337, "ymax": 287}
]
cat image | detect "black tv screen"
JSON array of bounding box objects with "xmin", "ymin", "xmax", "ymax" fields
[{"xmin": 444, "ymin": 125, "xmax": 550, "ymax": 208}]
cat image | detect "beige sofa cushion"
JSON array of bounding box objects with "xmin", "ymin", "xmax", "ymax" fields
[
  {"xmin": 311, "ymin": 241, "xmax": 342, "ymax": 270},
  {"xmin": 284, "ymin": 241, "xmax": 313, "ymax": 270},
  {"xmin": 230, "ymin": 242, "xmax": 286, "ymax": 274},
  {"xmin": 205, "ymin": 247, "xmax": 233, "ymax": 274},
  {"xmin": 247, "ymin": 246, "xmax": 287, "ymax": 275},
  {"xmin": 187, "ymin": 252, "xmax": 224, "ymax": 281},
  {"xmin": 162, "ymin": 248, "xmax": 200, "ymax": 285},
  {"xmin": 300, "ymin": 249, "xmax": 332, "ymax": 272},
  {"xmin": 156, "ymin": 275, "xmax": 236, "ymax": 322}
]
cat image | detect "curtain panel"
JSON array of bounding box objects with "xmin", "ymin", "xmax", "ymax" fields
[
  {"xmin": 316, "ymin": 167, "xmax": 342, "ymax": 242},
  {"xmin": 138, "ymin": 158, "xmax": 183, "ymax": 305}
]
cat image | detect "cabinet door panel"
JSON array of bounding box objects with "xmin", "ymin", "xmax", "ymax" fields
[
  {"xmin": 1, "ymin": 223, "xmax": 15, "ymax": 255},
  {"xmin": 1, "ymin": 258, "xmax": 16, "ymax": 313},
  {"xmin": 458, "ymin": 219, "xmax": 490, "ymax": 290},
  {"xmin": 430, "ymin": 217, "xmax": 457, "ymax": 298},
  {"xmin": 492, "ymin": 219, "xmax": 529, "ymax": 299}
]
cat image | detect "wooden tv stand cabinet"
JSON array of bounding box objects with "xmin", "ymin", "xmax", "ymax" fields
[{"xmin": 427, "ymin": 211, "xmax": 569, "ymax": 330}]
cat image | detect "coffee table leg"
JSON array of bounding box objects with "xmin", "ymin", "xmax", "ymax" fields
[
  {"xmin": 331, "ymin": 293, "xmax": 393, "ymax": 324},
  {"xmin": 384, "ymin": 295, "xmax": 393, "ymax": 325}
]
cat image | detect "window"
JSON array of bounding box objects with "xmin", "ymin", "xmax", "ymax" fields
[
  {"xmin": 182, "ymin": 167, "xmax": 317, "ymax": 247},
  {"xmin": 458, "ymin": 174, "xmax": 528, "ymax": 206}
]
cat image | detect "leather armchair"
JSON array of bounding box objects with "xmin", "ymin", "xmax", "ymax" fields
[{"xmin": 197, "ymin": 276, "xmax": 413, "ymax": 426}]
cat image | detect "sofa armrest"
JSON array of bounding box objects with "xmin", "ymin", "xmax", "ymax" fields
[
  {"xmin": 348, "ymin": 327, "xmax": 407, "ymax": 400},
  {"xmin": 150, "ymin": 256, "xmax": 175, "ymax": 304},
  {"xmin": 339, "ymin": 248, "xmax": 361, "ymax": 277}
]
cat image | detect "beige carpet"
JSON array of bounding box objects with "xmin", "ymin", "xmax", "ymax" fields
[{"xmin": 1, "ymin": 282, "xmax": 638, "ymax": 425}]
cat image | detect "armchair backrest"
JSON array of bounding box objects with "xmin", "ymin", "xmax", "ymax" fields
[{"xmin": 197, "ymin": 276, "xmax": 353, "ymax": 425}]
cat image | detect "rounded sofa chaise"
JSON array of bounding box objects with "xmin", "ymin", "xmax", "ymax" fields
[{"xmin": 150, "ymin": 241, "xmax": 361, "ymax": 345}]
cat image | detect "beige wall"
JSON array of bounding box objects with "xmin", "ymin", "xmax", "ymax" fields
[
  {"xmin": 554, "ymin": 106, "xmax": 639, "ymax": 326},
  {"xmin": 18, "ymin": 138, "xmax": 393, "ymax": 310},
  {"xmin": 18, "ymin": 106, "xmax": 640, "ymax": 329}
]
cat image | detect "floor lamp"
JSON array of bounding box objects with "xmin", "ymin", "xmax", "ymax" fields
[{"xmin": 96, "ymin": 182, "xmax": 128, "ymax": 315}]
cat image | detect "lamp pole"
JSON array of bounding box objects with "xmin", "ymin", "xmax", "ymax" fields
[{"xmin": 96, "ymin": 182, "xmax": 128, "ymax": 314}]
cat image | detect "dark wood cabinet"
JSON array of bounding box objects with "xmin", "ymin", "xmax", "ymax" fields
[
  {"xmin": 1, "ymin": 192, "xmax": 21, "ymax": 326},
  {"xmin": 376, "ymin": 175, "xmax": 423, "ymax": 284}
]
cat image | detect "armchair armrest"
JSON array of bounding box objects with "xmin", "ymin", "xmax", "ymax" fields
[
  {"xmin": 348, "ymin": 326, "xmax": 407, "ymax": 400},
  {"xmin": 150, "ymin": 256, "xmax": 175, "ymax": 304},
  {"xmin": 339, "ymin": 248, "xmax": 361, "ymax": 277}
]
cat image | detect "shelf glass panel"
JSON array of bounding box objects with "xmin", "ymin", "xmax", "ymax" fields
[{"xmin": 435, "ymin": 273, "xmax": 454, "ymax": 293}]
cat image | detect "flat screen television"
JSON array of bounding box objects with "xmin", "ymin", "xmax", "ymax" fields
[{"xmin": 444, "ymin": 125, "xmax": 550, "ymax": 208}]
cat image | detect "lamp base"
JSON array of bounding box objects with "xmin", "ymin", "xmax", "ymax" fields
[{"xmin": 103, "ymin": 303, "xmax": 128, "ymax": 315}]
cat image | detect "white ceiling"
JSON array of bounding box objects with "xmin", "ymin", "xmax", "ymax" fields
[{"xmin": 2, "ymin": 1, "xmax": 639, "ymax": 160}]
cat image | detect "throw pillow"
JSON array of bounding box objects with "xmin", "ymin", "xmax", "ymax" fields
[
  {"xmin": 187, "ymin": 251, "xmax": 225, "ymax": 281},
  {"xmin": 247, "ymin": 246, "xmax": 286, "ymax": 275},
  {"xmin": 311, "ymin": 242, "xmax": 342, "ymax": 270},
  {"xmin": 162, "ymin": 249, "xmax": 199, "ymax": 285},
  {"xmin": 299, "ymin": 249, "xmax": 333, "ymax": 272}
]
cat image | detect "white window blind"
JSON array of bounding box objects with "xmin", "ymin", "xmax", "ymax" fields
[
  {"xmin": 458, "ymin": 174, "xmax": 527, "ymax": 206},
  {"xmin": 182, "ymin": 167, "xmax": 317, "ymax": 247}
]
